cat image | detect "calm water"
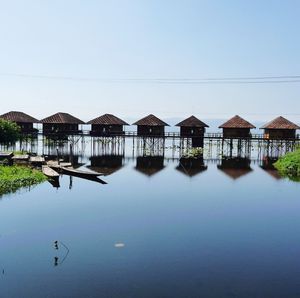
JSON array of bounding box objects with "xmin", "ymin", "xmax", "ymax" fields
[{"xmin": 1, "ymin": 143, "xmax": 300, "ymax": 297}]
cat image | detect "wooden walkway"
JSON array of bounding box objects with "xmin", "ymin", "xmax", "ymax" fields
[{"xmin": 26, "ymin": 129, "xmax": 300, "ymax": 142}]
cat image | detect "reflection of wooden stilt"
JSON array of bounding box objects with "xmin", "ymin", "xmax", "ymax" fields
[{"xmin": 229, "ymin": 139, "xmax": 233, "ymax": 157}]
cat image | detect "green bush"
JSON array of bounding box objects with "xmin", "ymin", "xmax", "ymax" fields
[
  {"xmin": 0, "ymin": 165, "xmax": 46, "ymax": 195},
  {"xmin": 0, "ymin": 119, "xmax": 21, "ymax": 143},
  {"xmin": 274, "ymin": 149, "xmax": 300, "ymax": 180}
]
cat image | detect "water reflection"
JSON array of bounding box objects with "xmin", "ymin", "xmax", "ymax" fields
[
  {"xmin": 260, "ymin": 157, "xmax": 282, "ymax": 180},
  {"xmin": 135, "ymin": 156, "xmax": 165, "ymax": 176},
  {"xmin": 53, "ymin": 241, "xmax": 70, "ymax": 267},
  {"xmin": 1, "ymin": 145, "xmax": 300, "ymax": 298},
  {"xmin": 87, "ymin": 155, "xmax": 124, "ymax": 176},
  {"xmin": 47, "ymin": 178, "xmax": 60, "ymax": 188},
  {"xmin": 176, "ymin": 156, "xmax": 207, "ymax": 177},
  {"xmin": 217, "ymin": 157, "xmax": 253, "ymax": 180}
]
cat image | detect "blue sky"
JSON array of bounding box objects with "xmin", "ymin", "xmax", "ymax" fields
[{"xmin": 0, "ymin": 0, "xmax": 299, "ymax": 123}]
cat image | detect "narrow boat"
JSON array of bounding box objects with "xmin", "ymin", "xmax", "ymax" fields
[
  {"xmin": 48, "ymin": 165, "xmax": 106, "ymax": 184},
  {"xmin": 42, "ymin": 165, "xmax": 60, "ymax": 178},
  {"xmin": 59, "ymin": 166, "xmax": 103, "ymax": 178}
]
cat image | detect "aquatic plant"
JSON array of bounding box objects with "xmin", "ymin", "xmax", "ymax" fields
[
  {"xmin": 274, "ymin": 149, "xmax": 300, "ymax": 181},
  {"xmin": 182, "ymin": 147, "xmax": 203, "ymax": 158},
  {"xmin": 0, "ymin": 165, "xmax": 47, "ymax": 196}
]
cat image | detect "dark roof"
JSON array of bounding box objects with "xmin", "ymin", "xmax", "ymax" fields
[
  {"xmin": 176, "ymin": 116, "xmax": 209, "ymax": 127},
  {"xmin": 40, "ymin": 112, "xmax": 85, "ymax": 124},
  {"xmin": 0, "ymin": 111, "xmax": 39, "ymax": 123},
  {"xmin": 260, "ymin": 116, "xmax": 300, "ymax": 130},
  {"xmin": 87, "ymin": 114, "xmax": 128, "ymax": 125},
  {"xmin": 219, "ymin": 115, "xmax": 256, "ymax": 129},
  {"xmin": 133, "ymin": 114, "xmax": 169, "ymax": 126}
]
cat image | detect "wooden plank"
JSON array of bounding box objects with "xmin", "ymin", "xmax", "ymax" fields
[
  {"xmin": 12, "ymin": 154, "xmax": 30, "ymax": 161},
  {"xmin": 29, "ymin": 156, "xmax": 45, "ymax": 165},
  {"xmin": 47, "ymin": 160, "xmax": 72, "ymax": 168},
  {"xmin": 0, "ymin": 152, "xmax": 13, "ymax": 159}
]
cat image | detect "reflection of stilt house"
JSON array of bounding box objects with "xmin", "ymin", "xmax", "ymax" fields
[
  {"xmin": 41, "ymin": 112, "xmax": 85, "ymax": 135},
  {"xmin": 217, "ymin": 157, "xmax": 252, "ymax": 180},
  {"xmin": 0, "ymin": 111, "xmax": 39, "ymax": 134},
  {"xmin": 176, "ymin": 157, "xmax": 207, "ymax": 177},
  {"xmin": 135, "ymin": 156, "xmax": 165, "ymax": 176},
  {"xmin": 176, "ymin": 116, "xmax": 209, "ymax": 147},
  {"xmin": 219, "ymin": 115, "xmax": 255, "ymax": 138},
  {"xmin": 88, "ymin": 114, "xmax": 128, "ymax": 136},
  {"xmin": 88, "ymin": 155, "xmax": 124, "ymax": 176},
  {"xmin": 260, "ymin": 157, "xmax": 281, "ymax": 180},
  {"xmin": 260, "ymin": 116, "xmax": 299, "ymax": 139},
  {"xmin": 133, "ymin": 114, "xmax": 169, "ymax": 137}
]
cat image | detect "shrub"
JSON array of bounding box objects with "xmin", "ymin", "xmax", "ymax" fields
[
  {"xmin": 274, "ymin": 149, "xmax": 300, "ymax": 180},
  {"xmin": 0, "ymin": 119, "xmax": 21, "ymax": 143},
  {"xmin": 0, "ymin": 165, "xmax": 46, "ymax": 196}
]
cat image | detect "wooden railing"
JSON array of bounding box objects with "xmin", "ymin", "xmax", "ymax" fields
[{"xmin": 36, "ymin": 129, "xmax": 300, "ymax": 141}]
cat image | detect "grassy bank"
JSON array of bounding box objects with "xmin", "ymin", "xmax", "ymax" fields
[
  {"xmin": 0, "ymin": 165, "xmax": 46, "ymax": 196},
  {"xmin": 274, "ymin": 149, "xmax": 300, "ymax": 181}
]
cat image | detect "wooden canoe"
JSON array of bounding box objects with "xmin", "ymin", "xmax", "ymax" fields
[
  {"xmin": 42, "ymin": 165, "xmax": 60, "ymax": 178},
  {"xmin": 60, "ymin": 167, "xmax": 102, "ymax": 178},
  {"xmin": 49, "ymin": 165, "xmax": 107, "ymax": 184}
]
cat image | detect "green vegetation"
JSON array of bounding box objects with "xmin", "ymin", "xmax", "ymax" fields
[
  {"xmin": 274, "ymin": 149, "xmax": 300, "ymax": 181},
  {"xmin": 0, "ymin": 165, "xmax": 46, "ymax": 196},
  {"xmin": 0, "ymin": 119, "xmax": 20, "ymax": 143},
  {"xmin": 182, "ymin": 147, "xmax": 203, "ymax": 158}
]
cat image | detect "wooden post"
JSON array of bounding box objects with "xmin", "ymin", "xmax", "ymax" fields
[
  {"xmin": 56, "ymin": 147, "xmax": 60, "ymax": 165},
  {"xmin": 70, "ymin": 143, "xmax": 73, "ymax": 165}
]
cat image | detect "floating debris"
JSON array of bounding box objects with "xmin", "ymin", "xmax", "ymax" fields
[{"xmin": 114, "ymin": 243, "xmax": 125, "ymax": 248}]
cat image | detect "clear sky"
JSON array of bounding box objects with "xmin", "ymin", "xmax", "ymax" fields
[{"xmin": 0, "ymin": 0, "xmax": 299, "ymax": 123}]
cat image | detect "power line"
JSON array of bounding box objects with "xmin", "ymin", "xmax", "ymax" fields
[{"xmin": 1, "ymin": 72, "xmax": 300, "ymax": 84}]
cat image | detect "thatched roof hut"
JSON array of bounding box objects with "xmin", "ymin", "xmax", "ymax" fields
[
  {"xmin": 87, "ymin": 114, "xmax": 128, "ymax": 136},
  {"xmin": 40, "ymin": 112, "xmax": 84, "ymax": 134},
  {"xmin": 260, "ymin": 116, "xmax": 299, "ymax": 139},
  {"xmin": 219, "ymin": 115, "xmax": 256, "ymax": 138},
  {"xmin": 133, "ymin": 114, "xmax": 169, "ymax": 137},
  {"xmin": 176, "ymin": 115, "xmax": 209, "ymax": 137},
  {"xmin": 0, "ymin": 111, "xmax": 39, "ymax": 133}
]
